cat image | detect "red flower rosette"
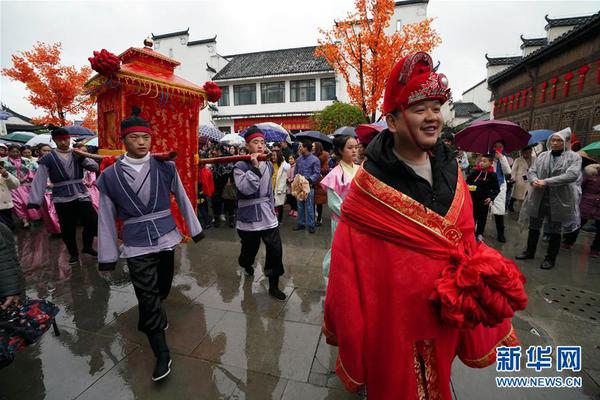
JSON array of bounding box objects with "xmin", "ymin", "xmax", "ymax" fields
[
  {"xmin": 202, "ymin": 81, "xmax": 222, "ymax": 103},
  {"xmin": 430, "ymin": 242, "xmax": 528, "ymax": 329},
  {"xmin": 88, "ymin": 49, "xmax": 121, "ymax": 77}
]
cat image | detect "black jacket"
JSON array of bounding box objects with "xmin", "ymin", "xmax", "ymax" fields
[
  {"xmin": 0, "ymin": 222, "xmax": 24, "ymax": 298},
  {"xmin": 364, "ymin": 130, "xmax": 458, "ymax": 217},
  {"xmin": 466, "ymin": 169, "xmax": 500, "ymax": 205}
]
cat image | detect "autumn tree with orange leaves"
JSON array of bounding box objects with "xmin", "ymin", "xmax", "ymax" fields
[
  {"xmin": 2, "ymin": 42, "xmax": 93, "ymax": 127},
  {"xmin": 316, "ymin": 0, "xmax": 441, "ymax": 122}
]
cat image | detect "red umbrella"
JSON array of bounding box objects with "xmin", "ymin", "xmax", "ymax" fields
[{"xmin": 455, "ymin": 120, "xmax": 531, "ymax": 154}]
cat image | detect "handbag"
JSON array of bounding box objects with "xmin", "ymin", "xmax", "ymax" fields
[
  {"xmin": 221, "ymin": 179, "xmax": 237, "ymax": 201},
  {"xmin": 0, "ymin": 298, "xmax": 60, "ymax": 368}
]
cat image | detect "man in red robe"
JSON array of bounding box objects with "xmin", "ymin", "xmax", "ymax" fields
[{"xmin": 323, "ymin": 52, "xmax": 529, "ymax": 399}]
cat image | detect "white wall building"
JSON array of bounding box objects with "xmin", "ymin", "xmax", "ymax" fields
[{"xmin": 150, "ymin": 0, "xmax": 428, "ymax": 132}]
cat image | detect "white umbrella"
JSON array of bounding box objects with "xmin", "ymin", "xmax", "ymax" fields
[
  {"xmin": 26, "ymin": 134, "xmax": 57, "ymax": 148},
  {"xmin": 25, "ymin": 134, "xmax": 75, "ymax": 148},
  {"xmin": 220, "ymin": 133, "xmax": 245, "ymax": 147}
]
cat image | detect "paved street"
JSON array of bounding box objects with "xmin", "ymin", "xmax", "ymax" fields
[{"xmin": 1, "ymin": 211, "xmax": 600, "ymax": 400}]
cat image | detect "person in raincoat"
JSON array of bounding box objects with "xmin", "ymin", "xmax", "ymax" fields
[
  {"xmin": 509, "ymin": 145, "xmax": 535, "ymax": 213},
  {"xmin": 516, "ymin": 127, "xmax": 582, "ymax": 269}
]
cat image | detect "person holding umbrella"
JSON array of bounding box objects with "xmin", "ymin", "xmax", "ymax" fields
[{"xmin": 516, "ymin": 127, "xmax": 582, "ymax": 269}]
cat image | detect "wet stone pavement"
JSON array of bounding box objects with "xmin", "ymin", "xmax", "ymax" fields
[{"xmin": 1, "ymin": 211, "xmax": 600, "ymax": 400}]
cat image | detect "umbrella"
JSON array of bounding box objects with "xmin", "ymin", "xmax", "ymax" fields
[
  {"xmin": 250, "ymin": 122, "xmax": 292, "ymax": 143},
  {"xmin": 220, "ymin": 133, "xmax": 245, "ymax": 147},
  {"xmin": 0, "ymin": 110, "xmax": 11, "ymax": 121},
  {"xmin": 63, "ymin": 125, "xmax": 95, "ymax": 137},
  {"xmin": 333, "ymin": 126, "xmax": 357, "ymax": 137},
  {"xmin": 527, "ymin": 129, "xmax": 554, "ymax": 146},
  {"xmin": 199, "ymin": 125, "xmax": 224, "ymax": 141},
  {"xmin": 581, "ymin": 141, "xmax": 600, "ymax": 158},
  {"xmin": 295, "ymin": 130, "xmax": 332, "ymax": 145},
  {"xmin": 84, "ymin": 137, "xmax": 98, "ymax": 147},
  {"xmin": 356, "ymin": 121, "xmax": 387, "ymax": 145},
  {"xmin": 1, "ymin": 131, "xmax": 35, "ymax": 144},
  {"xmin": 26, "ymin": 134, "xmax": 57, "ymax": 148},
  {"xmin": 455, "ymin": 120, "xmax": 530, "ymax": 154}
]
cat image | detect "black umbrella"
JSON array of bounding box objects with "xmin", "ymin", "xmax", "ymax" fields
[
  {"xmin": 295, "ymin": 130, "xmax": 332, "ymax": 145},
  {"xmin": 333, "ymin": 126, "xmax": 357, "ymax": 138}
]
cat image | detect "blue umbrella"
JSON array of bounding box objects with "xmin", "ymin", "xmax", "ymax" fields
[
  {"xmin": 199, "ymin": 125, "xmax": 224, "ymax": 141},
  {"xmin": 249, "ymin": 122, "xmax": 291, "ymax": 143},
  {"xmin": 63, "ymin": 125, "xmax": 95, "ymax": 137},
  {"xmin": 333, "ymin": 126, "xmax": 357, "ymax": 137},
  {"xmin": 528, "ymin": 129, "xmax": 554, "ymax": 146}
]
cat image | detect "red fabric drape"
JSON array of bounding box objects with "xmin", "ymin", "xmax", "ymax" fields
[
  {"xmin": 324, "ymin": 167, "xmax": 527, "ymax": 399},
  {"xmin": 578, "ymin": 65, "xmax": 590, "ymax": 91},
  {"xmin": 550, "ymin": 77, "xmax": 559, "ymax": 99},
  {"xmin": 563, "ymin": 71, "xmax": 574, "ymax": 97}
]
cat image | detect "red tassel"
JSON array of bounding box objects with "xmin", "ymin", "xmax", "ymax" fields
[
  {"xmin": 578, "ymin": 65, "xmax": 590, "ymax": 91},
  {"xmin": 563, "ymin": 71, "xmax": 574, "ymax": 97}
]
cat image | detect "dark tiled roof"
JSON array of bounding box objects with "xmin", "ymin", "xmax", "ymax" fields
[
  {"xmin": 1, "ymin": 104, "xmax": 31, "ymax": 123},
  {"xmin": 489, "ymin": 12, "xmax": 600, "ymax": 85},
  {"xmin": 453, "ymin": 102, "xmax": 484, "ymax": 118},
  {"xmin": 188, "ymin": 36, "xmax": 217, "ymax": 46},
  {"xmin": 462, "ymin": 78, "xmax": 487, "ymax": 95},
  {"xmin": 151, "ymin": 28, "xmax": 189, "ymax": 40},
  {"xmin": 485, "ymin": 54, "xmax": 523, "ymax": 66},
  {"xmin": 394, "ymin": 0, "xmax": 429, "ymax": 6},
  {"xmin": 545, "ymin": 14, "xmax": 594, "ymax": 29},
  {"xmin": 520, "ymin": 35, "xmax": 548, "ymax": 49},
  {"xmin": 213, "ymin": 46, "xmax": 333, "ymax": 80}
]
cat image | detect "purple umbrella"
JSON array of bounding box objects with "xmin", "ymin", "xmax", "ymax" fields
[{"xmin": 455, "ymin": 120, "xmax": 531, "ymax": 154}]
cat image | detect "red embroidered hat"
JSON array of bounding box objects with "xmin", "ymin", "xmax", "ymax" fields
[
  {"xmin": 120, "ymin": 106, "xmax": 152, "ymax": 138},
  {"xmin": 382, "ymin": 52, "xmax": 451, "ymax": 114}
]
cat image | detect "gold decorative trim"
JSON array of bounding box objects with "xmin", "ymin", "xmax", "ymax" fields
[{"xmin": 460, "ymin": 325, "xmax": 519, "ymax": 368}]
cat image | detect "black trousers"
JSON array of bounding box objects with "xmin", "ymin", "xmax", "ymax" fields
[
  {"xmin": 473, "ymin": 203, "xmax": 490, "ymax": 236},
  {"xmin": 0, "ymin": 209, "xmax": 15, "ymax": 231},
  {"xmin": 286, "ymin": 194, "xmax": 297, "ymax": 211},
  {"xmin": 54, "ymin": 200, "xmax": 97, "ymax": 257},
  {"xmin": 127, "ymin": 250, "xmax": 174, "ymax": 334},
  {"xmin": 276, "ymin": 205, "xmax": 284, "ymax": 223},
  {"xmin": 237, "ymin": 227, "xmax": 284, "ymax": 277}
]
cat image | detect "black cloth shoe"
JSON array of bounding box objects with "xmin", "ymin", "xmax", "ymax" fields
[
  {"xmin": 243, "ymin": 266, "xmax": 254, "ymax": 276},
  {"xmin": 152, "ymin": 353, "xmax": 172, "ymax": 381},
  {"xmin": 315, "ymin": 221, "xmax": 322, "ymax": 227},
  {"xmin": 148, "ymin": 331, "xmax": 171, "ymax": 382},
  {"xmin": 68, "ymin": 255, "xmax": 80, "ymax": 265},
  {"xmin": 292, "ymin": 225, "xmax": 305, "ymax": 231},
  {"xmin": 515, "ymin": 252, "xmax": 534, "ymax": 260},
  {"xmin": 82, "ymin": 248, "xmax": 98, "ymax": 257},
  {"xmin": 497, "ymin": 234, "xmax": 506, "ymax": 243},
  {"xmin": 309, "ymin": 227, "xmax": 316, "ymax": 234},
  {"xmin": 540, "ymin": 258, "xmax": 555, "ymax": 270},
  {"xmin": 268, "ymin": 276, "xmax": 287, "ymax": 301}
]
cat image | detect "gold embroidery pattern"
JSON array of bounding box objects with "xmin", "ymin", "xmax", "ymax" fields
[
  {"xmin": 413, "ymin": 340, "xmax": 443, "ymax": 400},
  {"xmin": 353, "ymin": 167, "xmax": 465, "ymax": 245}
]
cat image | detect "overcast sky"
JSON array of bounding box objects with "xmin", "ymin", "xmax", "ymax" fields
[{"xmin": 1, "ymin": 0, "xmax": 599, "ymax": 119}]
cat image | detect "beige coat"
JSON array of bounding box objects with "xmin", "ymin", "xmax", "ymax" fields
[
  {"xmin": 0, "ymin": 171, "xmax": 20, "ymax": 210},
  {"xmin": 511, "ymin": 156, "xmax": 535, "ymax": 201}
]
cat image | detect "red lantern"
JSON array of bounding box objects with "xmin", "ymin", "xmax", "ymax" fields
[
  {"xmin": 563, "ymin": 71, "xmax": 574, "ymax": 97},
  {"xmin": 514, "ymin": 92, "xmax": 521, "ymax": 110},
  {"xmin": 550, "ymin": 77, "xmax": 559, "ymax": 99},
  {"xmin": 540, "ymin": 81, "xmax": 548, "ymax": 103},
  {"xmin": 509, "ymin": 94, "xmax": 515, "ymax": 111},
  {"xmin": 528, "ymin": 87, "xmax": 534, "ymax": 106},
  {"xmin": 521, "ymin": 89, "xmax": 528, "ymax": 108}
]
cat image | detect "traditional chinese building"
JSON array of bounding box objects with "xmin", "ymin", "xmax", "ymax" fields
[{"xmin": 487, "ymin": 12, "xmax": 600, "ymax": 144}]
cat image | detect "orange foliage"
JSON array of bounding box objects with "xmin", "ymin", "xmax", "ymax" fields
[
  {"xmin": 81, "ymin": 108, "xmax": 97, "ymax": 131},
  {"xmin": 316, "ymin": 0, "xmax": 441, "ymax": 122},
  {"xmin": 2, "ymin": 42, "xmax": 93, "ymax": 126}
]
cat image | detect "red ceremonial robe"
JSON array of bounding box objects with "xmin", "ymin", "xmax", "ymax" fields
[{"xmin": 323, "ymin": 166, "xmax": 528, "ymax": 400}]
